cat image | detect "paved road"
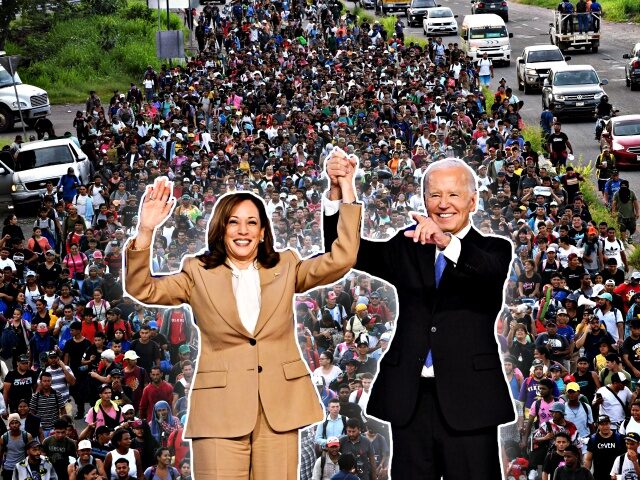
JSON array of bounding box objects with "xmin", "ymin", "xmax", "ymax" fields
[
  {"xmin": 351, "ymin": 0, "xmax": 640, "ymax": 193},
  {"xmin": 3, "ymin": 1, "xmax": 640, "ymax": 196}
]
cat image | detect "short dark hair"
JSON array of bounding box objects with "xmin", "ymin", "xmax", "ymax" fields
[
  {"xmin": 346, "ymin": 418, "xmax": 361, "ymax": 430},
  {"xmin": 338, "ymin": 453, "xmax": 356, "ymax": 472}
]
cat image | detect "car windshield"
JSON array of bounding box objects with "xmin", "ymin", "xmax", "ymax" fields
[
  {"xmin": 469, "ymin": 27, "xmax": 507, "ymax": 39},
  {"xmin": 553, "ymin": 70, "xmax": 599, "ymax": 86},
  {"xmin": 429, "ymin": 9, "xmax": 452, "ymax": 17},
  {"xmin": 527, "ymin": 50, "xmax": 565, "ymax": 63},
  {"xmin": 0, "ymin": 68, "xmax": 22, "ymax": 88},
  {"xmin": 412, "ymin": 0, "xmax": 435, "ymax": 6},
  {"xmin": 613, "ymin": 121, "xmax": 640, "ymax": 137},
  {"xmin": 15, "ymin": 145, "xmax": 74, "ymax": 172}
]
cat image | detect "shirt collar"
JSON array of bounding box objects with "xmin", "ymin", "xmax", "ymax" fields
[
  {"xmin": 454, "ymin": 223, "xmax": 472, "ymax": 239},
  {"xmin": 228, "ymin": 259, "xmax": 259, "ymax": 275}
]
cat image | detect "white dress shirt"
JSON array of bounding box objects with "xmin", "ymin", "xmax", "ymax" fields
[
  {"xmin": 229, "ymin": 260, "xmax": 261, "ymax": 335},
  {"xmin": 421, "ymin": 222, "xmax": 471, "ymax": 378}
]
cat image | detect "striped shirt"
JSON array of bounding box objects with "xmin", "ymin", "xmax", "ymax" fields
[
  {"xmin": 44, "ymin": 365, "xmax": 74, "ymax": 403},
  {"xmin": 29, "ymin": 389, "xmax": 63, "ymax": 430}
]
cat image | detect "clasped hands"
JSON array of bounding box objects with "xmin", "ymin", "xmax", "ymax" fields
[{"xmin": 325, "ymin": 150, "xmax": 450, "ymax": 248}]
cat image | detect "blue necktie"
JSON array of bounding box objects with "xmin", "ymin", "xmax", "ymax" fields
[{"xmin": 425, "ymin": 253, "xmax": 448, "ymax": 369}]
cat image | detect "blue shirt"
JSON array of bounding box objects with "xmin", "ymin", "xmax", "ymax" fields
[{"xmin": 314, "ymin": 415, "xmax": 347, "ymax": 447}]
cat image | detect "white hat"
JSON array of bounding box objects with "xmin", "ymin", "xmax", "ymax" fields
[
  {"xmin": 78, "ymin": 440, "xmax": 92, "ymax": 450},
  {"xmin": 101, "ymin": 349, "xmax": 115, "ymax": 362},
  {"xmin": 124, "ymin": 351, "xmax": 139, "ymax": 361}
]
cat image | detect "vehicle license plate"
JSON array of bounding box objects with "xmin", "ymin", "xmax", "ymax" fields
[
  {"xmin": 576, "ymin": 102, "xmax": 584, "ymax": 106},
  {"xmin": 637, "ymin": 155, "xmax": 640, "ymax": 161}
]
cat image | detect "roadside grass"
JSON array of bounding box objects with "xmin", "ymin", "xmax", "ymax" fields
[
  {"xmin": 512, "ymin": 0, "xmax": 640, "ymax": 23},
  {"xmin": 5, "ymin": 0, "xmax": 187, "ymax": 104}
]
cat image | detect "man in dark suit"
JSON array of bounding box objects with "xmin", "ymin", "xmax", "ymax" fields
[{"xmin": 325, "ymin": 156, "xmax": 515, "ymax": 479}]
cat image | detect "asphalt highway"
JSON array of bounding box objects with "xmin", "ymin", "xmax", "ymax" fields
[{"xmin": 350, "ymin": 0, "xmax": 640, "ymax": 191}]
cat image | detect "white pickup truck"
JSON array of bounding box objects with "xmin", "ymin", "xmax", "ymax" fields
[
  {"xmin": 0, "ymin": 51, "xmax": 51, "ymax": 133},
  {"xmin": 515, "ymin": 45, "xmax": 570, "ymax": 94}
]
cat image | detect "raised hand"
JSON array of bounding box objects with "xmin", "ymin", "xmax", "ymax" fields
[
  {"xmin": 326, "ymin": 148, "xmax": 358, "ymax": 202},
  {"xmin": 138, "ymin": 177, "xmax": 175, "ymax": 233}
]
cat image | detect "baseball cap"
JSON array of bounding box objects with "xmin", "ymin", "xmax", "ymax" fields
[
  {"xmin": 45, "ymin": 249, "xmax": 55, "ymax": 256},
  {"xmin": 121, "ymin": 404, "xmax": 135, "ymax": 413},
  {"xmin": 588, "ymin": 226, "xmax": 598, "ymax": 235},
  {"xmin": 598, "ymin": 415, "xmax": 611, "ymax": 424},
  {"xmin": 532, "ymin": 359, "xmax": 544, "ymax": 368},
  {"xmin": 380, "ymin": 332, "xmax": 392, "ymax": 342},
  {"xmin": 605, "ymin": 279, "xmax": 616, "ymax": 286},
  {"xmin": 92, "ymin": 251, "xmax": 103, "ymax": 259},
  {"xmin": 556, "ymin": 308, "xmax": 567, "ymax": 315},
  {"xmin": 326, "ymin": 436, "xmax": 340, "ymax": 447},
  {"xmin": 18, "ymin": 354, "xmax": 29, "ymax": 363},
  {"xmin": 632, "ymin": 272, "xmax": 640, "ymax": 281},
  {"xmin": 327, "ymin": 291, "xmax": 336, "ymax": 300},
  {"xmin": 36, "ymin": 323, "xmax": 48, "ymax": 333},
  {"xmin": 598, "ymin": 293, "xmax": 613, "ymax": 302},
  {"xmin": 355, "ymin": 304, "xmax": 368, "ymax": 312},
  {"xmin": 110, "ymin": 369, "xmax": 122, "ymax": 377},
  {"xmin": 549, "ymin": 402, "xmax": 565, "ymax": 414},
  {"xmin": 626, "ymin": 432, "xmax": 640, "ymax": 443},
  {"xmin": 566, "ymin": 382, "xmax": 580, "ymax": 392},
  {"xmin": 25, "ymin": 270, "xmax": 36, "ymax": 277},
  {"xmin": 612, "ymin": 371, "xmax": 628, "ymax": 384},
  {"xmin": 178, "ymin": 344, "xmax": 191, "ymax": 354},
  {"xmin": 124, "ymin": 351, "xmax": 139, "ymax": 361},
  {"xmin": 148, "ymin": 320, "xmax": 158, "ymax": 330},
  {"xmin": 78, "ymin": 440, "xmax": 92, "ymax": 450}
]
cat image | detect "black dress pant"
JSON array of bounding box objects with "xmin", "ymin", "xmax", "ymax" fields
[{"xmin": 390, "ymin": 378, "xmax": 501, "ymax": 480}]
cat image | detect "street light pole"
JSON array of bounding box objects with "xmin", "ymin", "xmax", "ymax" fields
[{"xmin": 7, "ymin": 56, "xmax": 26, "ymax": 139}]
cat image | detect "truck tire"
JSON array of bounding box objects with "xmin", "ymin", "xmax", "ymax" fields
[
  {"xmin": 592, "ymin": 46, "xmax": 598, "ymax": 53},
  {"xmin": 523, "ymin": 80, "xmax": 532, "ymax": 95},
  {"xmin": 517, "ymin": 73, "xmax": 523, "ymax": 91},
  {"xmin": 0, "ymin": 107, "xmax": 14, "ymax": 134}
]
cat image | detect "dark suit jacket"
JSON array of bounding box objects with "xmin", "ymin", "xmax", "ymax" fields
[{"xmin": 324, "ymin": 216, "xmax": 516, "ymax": 431}]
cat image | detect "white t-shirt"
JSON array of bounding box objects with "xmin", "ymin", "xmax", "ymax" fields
[
  {"xmin": 596, "ymin": 385, "xmax": 633, "ymax": 427},
  {"xmin": 595, "ymin": 307, "xmax": 624, "ymax": 342},
  {"xmin": 619, "ymin": 416, "xmax": 640, "ymax": 436},
  {"xmin": 477, "ymin": 58, "xmax": 493, "ymax": 76},
  {"xmin": 610, "ymin": 453, "xmax": 640, "ymax": 479}
]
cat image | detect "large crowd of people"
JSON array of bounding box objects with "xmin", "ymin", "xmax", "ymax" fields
[{"xmin": 0, "ymin": 0, "xmax": 639, "ymax": 478}]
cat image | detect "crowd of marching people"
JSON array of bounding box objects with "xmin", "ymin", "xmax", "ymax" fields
[{"xmin": 1, "ymin": 0, "xmax": 640, "ymax": 478}]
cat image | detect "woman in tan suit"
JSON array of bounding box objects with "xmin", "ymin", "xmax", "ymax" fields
[{"xmin": 124, "ymin": 166, "xmax": 360, "ymax": 479}]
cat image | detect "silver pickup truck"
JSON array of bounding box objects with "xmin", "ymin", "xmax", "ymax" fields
[{"xmin": 516, "ymin": 45, "xmax": 570, "ymax": 94}]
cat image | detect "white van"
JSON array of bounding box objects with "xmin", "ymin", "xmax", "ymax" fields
[{"xmin": 460, "ymin": 14, "xmax": 513, "ymax": 66}]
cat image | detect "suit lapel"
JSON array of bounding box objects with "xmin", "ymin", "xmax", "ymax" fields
[
  {"xmin": 197, "ymin": 265, "xmax": 250, "ymax": 338},
  {"xmin": 436, "ymin": 228, "xmax": 482, "ymax": 292},
  {"xmin": 252, "ymin": 262, "xmax": 288, "ymax": 337},
  {"xmin": 416, "ymin": 243, "xmax": 437, "ymax": 292}
]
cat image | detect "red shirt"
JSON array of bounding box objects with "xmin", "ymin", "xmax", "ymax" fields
[{"xmin": 139, "ymin": 381, "xmax": 174, "ymax": 422}]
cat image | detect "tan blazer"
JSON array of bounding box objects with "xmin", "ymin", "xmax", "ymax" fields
[{"xmin": 124, "ymin": 203, "xmax": 361, "ymax": 438}]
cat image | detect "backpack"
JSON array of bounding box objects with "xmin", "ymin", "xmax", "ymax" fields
[
  {"xmin": 532, "ymin": 396, "xmax": 559, "ymax": 429},
  {"xmin": 145, "ymin": 466, "xmax": 178, "ymax": 480},
  {"xmin": 322, "ymin": 416, "xmax": 347, "ymax": 439},
  {"xmin": 1, "ymin": 431, "xmax": 28, "ymax": 448}
]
